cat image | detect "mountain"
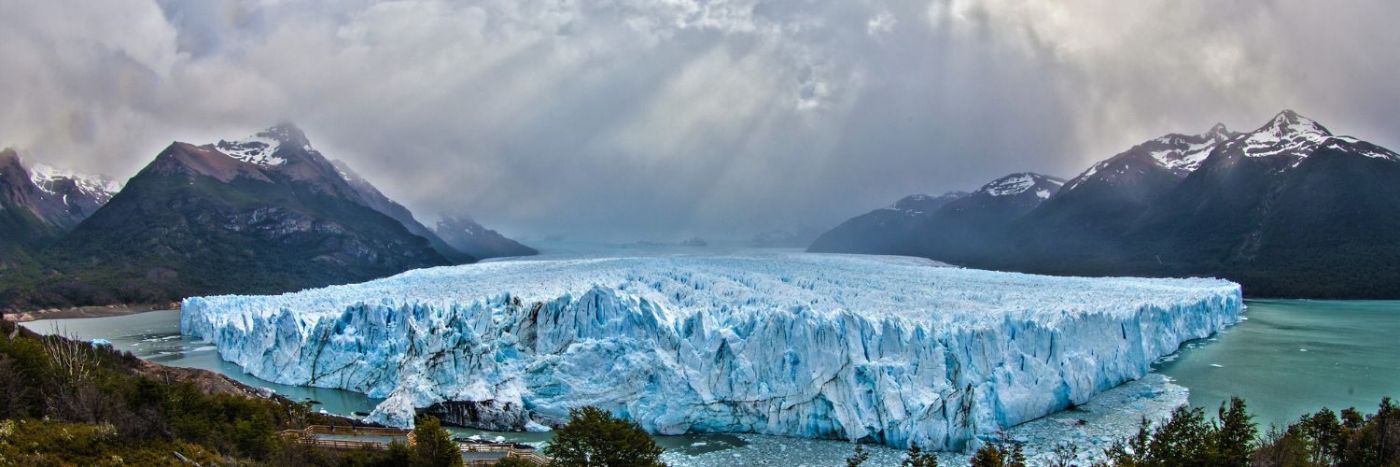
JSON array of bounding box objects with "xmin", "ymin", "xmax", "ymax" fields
[
  {"xmin": 901, "ymin": 172, "xmax": 1065, "ymax": 263},
  {"xmin": 1015, "ymin": 124, "xmax": 1239, "ymax": 258},
  {"xmin": 807, "ymin": 192, "xmax": 967, "ymax": 254},
  {"xmin": 813, "ymin": 110, "xmax": 1400, "ymax": 298},
  {"xmin": 434, "ymin": 216, "xmax": 537, "ymax": 259},
  {"xmin": 26, "ymin": 160, "xmax": 122, "ymax": 228},
  {"xmin": 1115, "ymin": 110, "xmax": 1400, "ymax": 297},
  {"xmin": 0, "ymin": 149, "xmax": 119, "ymax": 266},
  {"xmin": 331, "ymin": 160, "xmax": 475, "ymax": 263},
  {"xmin": 809, "ymin": 172, "xmax": 1065, "ymax": 261},
  {"xmin": 2, "ymin": 125, "xmax": 455, "ymax": 309}
]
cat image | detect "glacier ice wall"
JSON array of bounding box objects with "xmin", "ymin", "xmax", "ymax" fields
[{"xmin": 181, "ymin": 253, "xmax": 1241, "ymax": 449}]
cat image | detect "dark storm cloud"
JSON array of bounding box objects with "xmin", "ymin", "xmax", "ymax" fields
[{"xmin": 2, "ymin": 0, "xmax": 1398, "ymax": 240}]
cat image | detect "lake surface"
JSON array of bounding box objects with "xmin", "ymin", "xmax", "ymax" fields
[
  {"xmin": 24, "ymin": 297, "xmax": 1400, "ymax": 463},
  {"xmin": 1155, "ymin": 299, "xmax": 1400, "ymax": 429}
]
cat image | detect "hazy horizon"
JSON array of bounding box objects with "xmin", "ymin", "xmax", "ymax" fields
[{"xmin": 4, "ymin": 1, "xmax": 1399, "ymax": 240}]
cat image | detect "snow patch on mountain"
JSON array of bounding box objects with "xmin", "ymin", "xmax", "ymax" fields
[
  {"xmin": 980, "ymin": 173, "xmax": 1063, "ymax": 197},
  {"xmin": 1060, "ymin": 124, "xmax": 1236, "ymax": 193},
  {"xmin": 1146, "ymin": 124, "xmax": 1233, "ymax": 173},
  {"xmin": 1240, "ymin": 110, "xmax": 1332, "ymax": 164},
  {"xmin": 984, "ymin": 174, "xmax": 1035, "ymax": 196},
  {"xmin": 886, "ymin": 192, "xmax": 967, "ymax": 213},
  {"xmin": 1328, "ymin": 136, "xmax": 1400, "ymax": 162},
  {"xmin": 28, "ymin": 163, "xmax": 121, "ymax": 201},
  {"xmin": 215, "ymin": 134, "xmax": 286, "ymax": 167},
  {"xmin": 182, "ymin": 253, "xmax": 1241, "ymax": 450},
  {"xmin": 892, "ymin": 193, "xmax": 935, "ymax": 206},
  {"xmin": 1062, "ymin": 161, "xmax": 1108, "ymax": 192},
  {"xmin": 213, "ymin": 124, "xmax": 320, "ymax": 167}
]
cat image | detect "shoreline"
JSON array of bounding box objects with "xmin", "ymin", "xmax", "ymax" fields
[{"xmin": 2, "ymin": 302, "xmax": 177, "ymax": 322}]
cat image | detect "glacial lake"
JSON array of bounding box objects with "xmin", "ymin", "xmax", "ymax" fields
[
  {"xmin": 1154, "ymin": 299, "xmax": 1400, "ymax": 429},
  {"xmin": 23, "ymin": 298, "xmax": 1400, "ymax": 464}
]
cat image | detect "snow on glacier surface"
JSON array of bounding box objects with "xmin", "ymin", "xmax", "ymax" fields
[{"xmin": 181, "ymin": 252, "xmax": 1241, "ymax": 449}]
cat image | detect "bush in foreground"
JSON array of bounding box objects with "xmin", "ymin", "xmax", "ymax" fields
[
  {"xmin": 970, "ymin": 442, "xmax": 1026, "ymax": 467},
  {"xmin": 412, "ymin": 415, "xmax": 463, "ymax": 467},
  {"xmin": 0, "ymin": 319, "xmax": 407, "ymax": 465},
  {"xmin": 542, "ymin": 406, "xmax": 665, "ymax": 467},
  {"xmin": 1095, "ymin": 396, "xmax": 1399, "ymax": 467}
]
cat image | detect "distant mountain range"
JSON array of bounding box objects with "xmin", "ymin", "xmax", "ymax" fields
[
  {"xmin": 435, "ymin": 216, "xmax": 538, "ymax": 259},
  {"xmin": 810, "ymin": 172, "xmax": 1065, "ymax": 263},
  {"xmin": 0, "ymin": 124, "xmax": 533, "ymax": 311},
  {"xmin": 811, "ymin": 110, "xmax": 1400, "ymax": 298}
]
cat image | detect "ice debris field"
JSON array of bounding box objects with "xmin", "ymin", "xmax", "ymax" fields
[{"xmin": 181, "ymin": 252, "xmax": 1241, "ymax": 449}]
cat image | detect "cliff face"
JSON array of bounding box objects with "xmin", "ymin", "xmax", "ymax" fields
[{"xmin": 182, "ymin": 253, "xmax": 1241, "ymax": 449}]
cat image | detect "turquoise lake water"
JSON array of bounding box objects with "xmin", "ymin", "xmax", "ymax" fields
[{"xmin": 1154, "ymin": 299, "xmax": 1400, "ymax": 429}]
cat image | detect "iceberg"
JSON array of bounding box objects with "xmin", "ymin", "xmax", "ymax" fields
[{"xmin": 181, "ymin": 252, "xmax": 1241, "ymax": 450}]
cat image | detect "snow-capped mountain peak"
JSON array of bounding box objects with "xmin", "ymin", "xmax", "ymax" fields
[
  {"xmin": 1260, "ymin": 110, "xmax": 1329, "ymax": 138},
  {"xmin": 1061, "ymin": 122, "xmax": 1242, "ymax": 193},
  {"xmin": 214, "ymin": 123, "xmax": 314, "ymax": 167},
  {"xmin": 1143, "ymin": 123, "xmax": 1237, "ymax": 174},
  {"xmin": 1240, "ymin": 110, "xmax": 1332, "ymax": 162},
  {"xmin": 29, "ymin": 162, "xmax": 122, "ymax": 200},
  {"xmin": 0, "ymin": 149, "xmax": 121, "ymax": 229},
  {"xmin": 979, "ymin": 173, "xmax": 1064, "ymax": 198}
]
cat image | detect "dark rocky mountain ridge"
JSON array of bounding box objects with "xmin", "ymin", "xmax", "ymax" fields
[
  {"xmin": 1, "ymin": 125, "xmax": 469, "ymax": 310},
  {"xmin": 812, "ymin": 110, "xmax": 1400, "ymax": 298}
]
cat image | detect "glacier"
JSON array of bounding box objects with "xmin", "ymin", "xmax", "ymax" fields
[{"xmin": 180, "ymin": 252, "xmax": 1241, "ymax": 450}]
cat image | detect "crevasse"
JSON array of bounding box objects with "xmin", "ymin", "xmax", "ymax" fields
[{"xmin": 181, "ymin": 253, "xmax": 1241, "ymax": 450}]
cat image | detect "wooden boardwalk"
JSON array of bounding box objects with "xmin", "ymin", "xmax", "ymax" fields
[{"xmin": 282, "ymin": 425, "xmax": 550, "ymax": 465}]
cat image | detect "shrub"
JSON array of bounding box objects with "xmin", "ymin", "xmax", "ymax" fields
[
  {"xmin": 970, "ymin": 442, "xmax": 1026, "ymax": 467},
  {"xmin": 542, "ymin": 406, "xmax": 665, "ymax": 467},
  {"xmin": 412, "ymin": 414, "xmax": 463, "ymax": 467}
]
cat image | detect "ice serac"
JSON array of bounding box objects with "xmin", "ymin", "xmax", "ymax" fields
[{"xmin": 181, "ymin": 253, "xmax": 1242, "ymax": 450}]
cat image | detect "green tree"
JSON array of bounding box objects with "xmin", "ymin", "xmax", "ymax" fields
[
  {"xmin": 543, "ymin": 406, "xmax": 665, "ymax": 467},
  {"xmin": 1211, "ymin": 397, "xmax": 1256, "ymax": 466},
  {"xmin": 900, "ymin": 442, "xmax": 938, "ymax": 467},
  {"xmin": 412, "ymin": 415, "xmax": 463, "ymax": 467},
  {"xmin": 970, "ymin": 443, "xmax": 1025, "ymax": 467},
  {"xmin": 846, "ymin": 444, "xmax": 870, "ymax": 466},
  {"xmin": 1254, "ymin": 397, "xmax": 1400, "ymax": 467}
]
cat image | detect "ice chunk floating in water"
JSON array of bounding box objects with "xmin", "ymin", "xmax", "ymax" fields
[{"xmin": 181, "ymin": 253, "xmax": 1241, "ymax": 450}]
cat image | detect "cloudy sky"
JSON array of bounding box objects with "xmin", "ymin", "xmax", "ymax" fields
[{"xmin": 3, "ymin": 0, "xmax": 1398, "ymax": 240}]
